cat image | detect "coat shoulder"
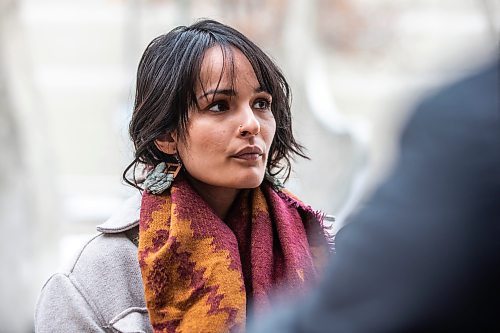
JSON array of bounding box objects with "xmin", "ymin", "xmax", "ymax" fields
[{"xmin": 35, "ymin": 228, "xmax": 152, "ymax": 333}]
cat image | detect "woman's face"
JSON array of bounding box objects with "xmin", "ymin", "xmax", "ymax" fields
[{"xmin": 175, "ymin": 46, "xmax": 276, "ymax": 190}]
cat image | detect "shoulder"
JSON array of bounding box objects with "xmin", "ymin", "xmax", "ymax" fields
[
  {"xmin": 59, "ymin": 231, "xmax": 141, "ymax": 296},
  {"xmin": 406, "ymin": 61, "xmax": 499, "ymax": 136},
  {"xmin": 54, "ymin": 192, "xmax": 143, "ymax": 299},
  {"xmin": 35, "ymin": 193, "xmax": 152, "ymax": 332}
]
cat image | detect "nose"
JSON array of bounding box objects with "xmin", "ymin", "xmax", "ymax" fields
[{"xmin": 238, "ymin": 107, "xmax": 260, "ymax": 137}]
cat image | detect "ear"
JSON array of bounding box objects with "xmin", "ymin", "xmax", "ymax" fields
[{"xmin": 155, "ymin": 132, "xmax": 178, "ymax": 155}]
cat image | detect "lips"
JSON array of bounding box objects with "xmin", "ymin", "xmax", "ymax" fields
[{"xmin": 232, "ymin": 146, "xmax": 264, "ymax": 161}]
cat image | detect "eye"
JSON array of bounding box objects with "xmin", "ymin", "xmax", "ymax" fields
[
  {"xmin": 207, "ymin": 101, "xmax": 230, "ymax": 113},
  {"xmin": 253, "ymin": 98, "xmax": 271, "ymax": 110}
]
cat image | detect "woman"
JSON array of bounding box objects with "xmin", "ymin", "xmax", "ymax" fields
[{"xmin": 35, "ymin": 19, "xmax": 331, "ymax": 333}]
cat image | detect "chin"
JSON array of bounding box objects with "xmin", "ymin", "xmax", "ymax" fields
[
  {"xmin": 237, "ymin": 180, "xmax": 263, "ymax": 189},
  {"xmin": 230, "ymin": 169, "xmax": 265, "ymax": 189}
]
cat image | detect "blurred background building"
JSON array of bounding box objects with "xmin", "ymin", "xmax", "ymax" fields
[{"xmin": 0, "ymin": 0, "xmax": 498, "ymax": 331}]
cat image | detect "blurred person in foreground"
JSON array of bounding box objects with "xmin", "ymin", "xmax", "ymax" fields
[{"xmin": 249, "ymin": 59, "xmax": 500, "ymax": 332}]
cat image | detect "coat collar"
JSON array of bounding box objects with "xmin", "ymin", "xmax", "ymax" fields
[{"xmin": 96, "ymin": 192, "xmax": 141, "ymax": 233}]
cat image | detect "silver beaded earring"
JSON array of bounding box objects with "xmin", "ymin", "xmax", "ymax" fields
[
  {"xmin": 144, "ymin": 156, "xmax": 182, "ymax": 194},
  {"xmin": 265, "ymin": 171, "xmax": 284, "ymax": 191}
]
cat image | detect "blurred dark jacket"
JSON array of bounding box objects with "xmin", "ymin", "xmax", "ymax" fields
[{"xmin": 249, "ymin": 60, "xmax": 500, "ymax": 332}]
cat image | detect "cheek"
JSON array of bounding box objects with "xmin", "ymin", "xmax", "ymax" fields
[
  {"xmin": 263, "ymin": 117, "xmax": 277, "ymax": 151},
  {"xmin": 193, "ymin": 129, "xmax": 228, "ymax": 152},
  {"xmin": 177, "ymin": 124, "xmax": 229, "ymax": 163}
]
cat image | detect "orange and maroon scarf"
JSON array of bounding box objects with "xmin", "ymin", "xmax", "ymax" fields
[{"xmin": 138, "ymin": 175, "xmax": 331, "ymax": 332}]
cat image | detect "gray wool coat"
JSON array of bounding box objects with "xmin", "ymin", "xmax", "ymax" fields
[{"xmin": 35, "ymin": 194, "xmax": 154, "ymax": 333}]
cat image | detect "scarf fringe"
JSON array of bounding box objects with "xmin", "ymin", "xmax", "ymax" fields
[{"xmin": 269, "ymin": 181, "xmax": 336, "ymax": 253}]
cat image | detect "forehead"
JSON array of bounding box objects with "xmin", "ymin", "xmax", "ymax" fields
[{"xmin": 197, "ymin": 45, "xmax": 258, "ymax": 90}]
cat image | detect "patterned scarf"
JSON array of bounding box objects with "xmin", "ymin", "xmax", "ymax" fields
[{"xmin": 138, "ymin": 175, "xmax": 331, "ymax": 333}]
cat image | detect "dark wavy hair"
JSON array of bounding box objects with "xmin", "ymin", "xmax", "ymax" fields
[{"xmin": 123, "ymin": 19, "xmax": 308, "ymax": 189}]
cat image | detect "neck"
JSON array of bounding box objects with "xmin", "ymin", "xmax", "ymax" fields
[{"xmin": 186, "ymin": 175, "xmax": 240, "ymax": 220}]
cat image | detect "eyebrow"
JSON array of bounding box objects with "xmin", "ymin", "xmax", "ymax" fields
[{"xmin": 197, "ymin": 87, "xmax": 268, "ymax": 101}]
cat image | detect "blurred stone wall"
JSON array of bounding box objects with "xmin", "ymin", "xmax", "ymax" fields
[
  {"xmin": 1, "ymin": 1, "xmax": 57, "ymax": 331},
  {"xmin": 1, "ymin": 1, "xmax": 34, "ymax": 331}
]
